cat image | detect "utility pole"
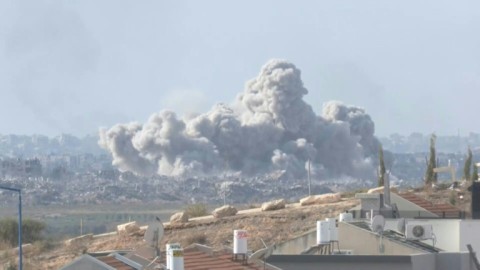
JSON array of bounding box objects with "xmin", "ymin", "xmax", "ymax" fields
[{"xmin": 308, "ymin": 159, "xmax": 312, "ymax": 196}]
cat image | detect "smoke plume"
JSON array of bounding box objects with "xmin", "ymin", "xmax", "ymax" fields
[{"xmin": 99, "ymin": 59, "xmax": 380, "ymax": 179}]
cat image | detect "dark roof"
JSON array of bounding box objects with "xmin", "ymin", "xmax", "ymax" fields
[{"xmin": 266, "ymin": 254, "xmax": 413, "ymax": 270}]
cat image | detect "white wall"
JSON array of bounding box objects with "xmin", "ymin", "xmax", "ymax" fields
[
  {"xmin": 338, "ymin": 222, "xmax": 425, "ymax": 255},
  {"xmin": 415, "ymin": 219, "xmax": 480, "ymax": 254},
  {"xmin": 459, "ymin": 220, "xmax": 480, "ymax": 253},
  {"xmin": 421, "ymin": 219, "xmax": 460, "ymax": 252}
]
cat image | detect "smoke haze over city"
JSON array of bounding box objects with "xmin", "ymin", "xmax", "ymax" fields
[{"xmin": 1, "ymin": 1, "xmax": 480, "ymax": 137}]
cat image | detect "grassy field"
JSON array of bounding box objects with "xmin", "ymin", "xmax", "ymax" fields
[{"xmin": 0, "ymin": 202, "xmax": 182, "ymax": 239}]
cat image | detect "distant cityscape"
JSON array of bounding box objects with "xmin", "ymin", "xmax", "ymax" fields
[{"xmin": 1, "ymin": 133, "xmax": 480, "ymax": 207}]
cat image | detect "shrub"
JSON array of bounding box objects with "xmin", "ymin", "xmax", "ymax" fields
[
  {"xmin": 184, "ymin": 231, "xmax": 207, "ymax": 246},
  {"xmin": 0, "ymin": 218, "xmax": 46, "ymax": 246},
  {"xmin": 5, "ymin": 261, "xmax": 16, "ymax": 270},
  {"xmin": 35, "ymin": 238, "xmax": 56, "ymax": 252},
  {"xmin": 184, "ymin": 203, "xmax": 208, "ymax": 218}
]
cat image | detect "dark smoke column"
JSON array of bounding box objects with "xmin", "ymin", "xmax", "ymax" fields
[{"xmin": 99, "ymin": 59, "xmax": 379, "ymax": 180}]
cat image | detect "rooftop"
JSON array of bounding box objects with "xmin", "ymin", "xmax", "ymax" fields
[
  {"xmin": 97, "ymin": 255, "xmax": 136, "ymax": 270},
  {"xmin": 157, "ymin": 244, "xmax": 274, "ymax": 270},
  {"xmin": 348, "ymin": 221, "xmax": 442, "ymax": 253},
  {"xmin": 396, "ymin": 192, "xmax": 462, "ymax": 218}
]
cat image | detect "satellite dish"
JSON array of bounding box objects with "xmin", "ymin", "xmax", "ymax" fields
[
  {"xmin": 396, "ymin": 218, "xmax": 406, "ymax": 234},
  {"xmin": 264, "ymin": 245, "xmax": 274, "ymax": 259},
  {"xmin": 144, "ymin": 219, "xmax": 164, "ymax": 248},
  {"xmin": 248, "ymin": 245, "xmax": 274, "ymax": 264},
  {"xmin": 260, "ymin": 238, "xmax": 274, "ymax": 259},
  {"xmin": 370, "ymin": 215, "xmax": 385, "ymax": 234},
  {"xmin": 248, "ymin": 247, "xmax": 268, "ymax": 263}
]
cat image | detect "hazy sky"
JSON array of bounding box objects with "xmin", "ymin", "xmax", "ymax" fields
[{"xmin": 1, "ymin": 0, "xmax": 479, "ymax": 137}]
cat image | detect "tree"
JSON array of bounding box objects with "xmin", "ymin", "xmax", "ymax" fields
[
  {"xmin": 464, "ymin": 147, "xmax": 473, "ymax": 181},
  {"xmin": 0, "ymin": 218, "xmax": 45, "ymax": 246},
  {"xmin": 425, "ymin": 134, "xmax": 437, "ymax": 186},
  {"xmin": 378, "ymin": 145, "xmax": 386, "ymax": 187}
]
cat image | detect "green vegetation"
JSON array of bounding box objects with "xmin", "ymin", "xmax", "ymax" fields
[
  {"xmin": 0, "ymin": 218, "xmax": 45, "ymax": 246},
  {"xmin": 425, "ymin": 134, "xmax": 437, "ymax": 187},
  {"xmin": 378, "ymin": 145, "xmax": 386, "ymax": 187},
  {"xmin": 184, "ymin": 203, "xmax": 208, "ymax": 218},
  {"xmin": 464, "ymin": 147, "xmax": 473, "ymax": 181}
]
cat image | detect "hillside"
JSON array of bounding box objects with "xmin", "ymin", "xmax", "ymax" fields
[
  {"xmin": 1, "ymin": 182, "xmax": 473, "ymax": 270},
  {"xmin": 1, "ymin": 199, "xmax": 359, "ymax": 270}
]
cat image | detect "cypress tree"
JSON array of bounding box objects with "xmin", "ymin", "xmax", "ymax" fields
[
  {"xmin": 378, "ymin": 145, "xmax": 386, "ymax": 187},
  {"xmin": 425, "ymin": 134, "xmax": 437, "ymax": 186}
]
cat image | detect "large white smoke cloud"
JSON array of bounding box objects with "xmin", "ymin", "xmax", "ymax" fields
[{"xmin": 99, "ymin": 59, "xmax": 380, "ymax": 179}]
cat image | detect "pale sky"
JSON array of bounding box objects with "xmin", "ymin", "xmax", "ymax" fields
[{"xmin": 1, "ymin": 0, "xmax": 479, "ymax": 137}]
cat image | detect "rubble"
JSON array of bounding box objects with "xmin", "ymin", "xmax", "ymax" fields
[
  {"xmin": 367, "ymin": 186, "xmax": 398, "ymax": 194},
  {"xmin": 64, "ymin": 234, "xmax": 93, "ymax": 246},
  {"xmin": 170, "ymin": 212, "xmax": 189, "ymax": 224},
  {"xmin": 212, "ymin": 205, "xmax": 238, "ymax": 218},
  {"xmin": 299, "ymin": 193, "xmax": 341, "ymax": 206},
  {"xmin": 261, "ymin": 199, "xmax": 286, "ymax": 211},
  {"xmin": 117, "ymin": 221, "xmax": 140, "ymax": 234}
]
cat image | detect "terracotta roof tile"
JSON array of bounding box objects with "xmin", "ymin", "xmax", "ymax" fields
[
  {"xmin": 159, "ymin": 245, "xmax": 271, "ymax": 270},
  {"xmin": 397, "ymin": 192, "xmax": 462, "ymax": 217}
]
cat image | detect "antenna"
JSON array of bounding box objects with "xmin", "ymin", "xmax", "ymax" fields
[
  {"xmin": 307, "ymin": 158, "xmax": 311, "ymax": 196},
  {"xmin": 144, "ymin": 218, "xmax": 164, "ymax": 257},
  {"xmin": 370, "ymin": 215, "xmax": 385, "ymax": 234}
]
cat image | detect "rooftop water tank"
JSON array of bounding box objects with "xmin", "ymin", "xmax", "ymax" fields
[
  {"xmin": 317, "ymin": 221, "xmax": 330, "ymax": 244},
  {"xmin": 233, "ymin": 230, "xmax": 248, "ymax": 254},
  {"xmin": 169, "ymin": 247, "xmax": 184, "ymax": 270}
]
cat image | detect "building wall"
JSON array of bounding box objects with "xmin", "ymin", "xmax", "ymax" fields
[
  {"xmin": 459, "ymin": 220, "xmax": 480, "ymax": 253},
  {"xmin": 411, "ymin": 254, "xmax": 435, "ymax": 270},
  {"xmin": 272, "ymin": 229, "xmax": 316, "ymax": 255},
  {"xmin": 435, "ymin": 252, "xmax": 475, "ymax": 270},
  {"xmin": 419, "ymin": 219, "xmax": 460, "ymax": 252},
  {"xmin": 338, "ymin": 222, "xmax": 425, "ymax": 255},
  {"xmin": 417, "ymin": 219, "xmax": 480, "ymax": 253},
  {"xmin": 350, "ymin": 194, "xmax": 438, "ymax": 218}
]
